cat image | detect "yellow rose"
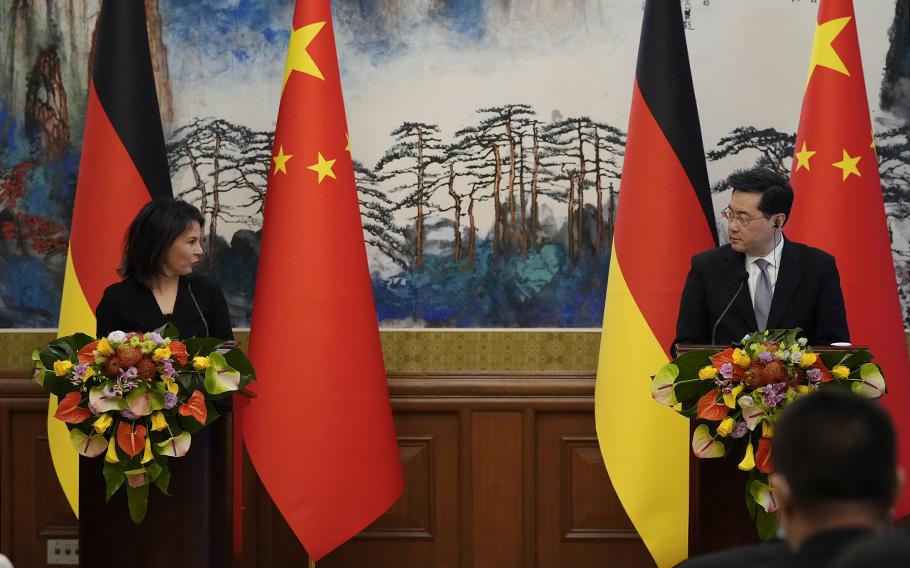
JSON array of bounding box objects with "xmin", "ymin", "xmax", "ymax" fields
[
  {"xmin": 93, "ymin": 413, "xmax": 113, "ymax": 434},
  {"xmin": 738, "ymin": 441, "xmax": 755, "ymax": 471},
  {"xmin": 193, "ymin": 356, "xmax": 210, "ymax": 371},
  {"xmin": 761, "ymin": 421, "xmax": 774, "ymax": 439},
  {"xmin": 82, "ymin": 367, "xmax": 95, "ymax": 383},
  {"xmin": 153, "ymin": 347, "xmax": 171, "ymax": 362},
  {"xmin": 733, "ymin": 348, "xmax": 751, "ymax": 368},
  {"xmin": 53, "ymin": 360, "xmax": 73, "ymax": 376},
  {"xmin": 717, "ymin": 417, "xmax": 736, "ymax": 437},
  {"xmin": 97, "ymin": 338, "xmax": 114, "ymax": 357},
  {"xmin": 150, "ymin": 411, "xmax": 168, "ymax": 432},
  {"xmin": 832, "ymin": 365, "xmax": 850, "ymax": 379},
  {"xmin": 799, "ymin": 352, "xmax": 818, "ymax": 368}
]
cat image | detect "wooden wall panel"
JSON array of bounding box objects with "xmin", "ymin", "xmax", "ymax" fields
[
  {"xmin": 471, "ymin": 411, "xmax": 523, "ymax": 568},
  {"xmin": 321, "ymin": 412, "xmax": 461, "ymax": 568},
  {"xmin": 0, "ymin": 376, "xmax": 78, "ymax": 568}
]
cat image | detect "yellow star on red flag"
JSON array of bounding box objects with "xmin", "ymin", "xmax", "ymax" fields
[
  {"xmin": 283, "ymin": 21, "xmax": 326, "ymax": 90},
  {"xmin": 307, "ymin": 152, "xmax": 337, "ymax": 183},
  {"xmin": 806, "ymin": 16, "xmax": 851, "ymax": 87},
  {"xmin": 794, "ymin": 141, "xmax": 817, "ymax": 172},
  {"xmin": 832, "ymin": 148, "xmax": 861, "ymax": 181},
  {"xmin": 273, "ymin": 146, "xmax": 293, "ymax": 175}
]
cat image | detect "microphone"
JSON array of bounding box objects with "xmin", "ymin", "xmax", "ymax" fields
[{"xmin": 711, "ymin": 270, "xmax": 749, "ymax": 345}]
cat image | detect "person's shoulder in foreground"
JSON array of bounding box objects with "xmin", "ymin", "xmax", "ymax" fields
[{"xmin": 676, "ymin": 539, "xmax": 789, "ymax": 568}]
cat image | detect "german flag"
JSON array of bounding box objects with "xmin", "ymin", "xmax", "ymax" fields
[
  {"xmin": 52, "ymin": 0, "xmax": 171, "ymax": 515},
  {"xmin": 786, "ymin": 0, "xmax": 910, "ymax": 518},
  {"xmin": 595, "ymin": 1, "xmax": 717, "ymax": 566}
]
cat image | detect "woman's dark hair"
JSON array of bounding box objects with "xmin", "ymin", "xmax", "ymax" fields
[{"xmin": 119, "ymin": 199, "xmax": 204, "ymax": 287}]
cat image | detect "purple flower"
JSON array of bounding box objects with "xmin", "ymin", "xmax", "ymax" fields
[
  {"xmin": 730, "ymin": 421, "xmax": 749, "ymax": 439},
  {"xmin": 69, "ymin": 364, "xmax": 88, "ymax": 386},
  {"xmin": 164, "ymin": 391, "xmax": 177, "ymax": 410},
  {"xmin": 762, "ymin": 382, "xmax": 789, "ymax": 408},
  {"xmin": 806, "ymin": 368, "xmax": 823, "ymax": 382},
  {"xmin": 146, "ymin": 332, "xmax": 165, "ymax": 346},
  {"xmin": 738, "ymin": 395, "xmax": 754, "ymax": 408},
  {"xmin": 720, "ymin": 363, "xmax": 734, "ymax": 379},
  {"xmin": 758, "ymin": 351, "xmax": 774, "ymax": 363},
  {"xmin": 791, "ymin": 352, "xmax": 803, "ymax": 364},
  {"xmin": 778, "ymin": 350, "xmax": 791, "ymax": 361},
  {"xmin": 160, "ymin": 358, "xmax": 176, "ymax": 378},
  {"xmin": 119, "ymin": 367, "xmax": 138, "ymax": 380},
  {"xmin": 121, "ymin": 408, "xmax": 139, "ymax": 420}
]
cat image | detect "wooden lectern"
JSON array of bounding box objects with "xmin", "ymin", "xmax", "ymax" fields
[
  {"xmin": 676, "ymin": 344, "xmax": 760, "ymax": 555},
  {"xmin": 79, "ymin": 404, "xmax": 236, "ymax": 567},
  {"xmin": 678, "ymin": 344, "xmax": 848, "ymax": 554}
]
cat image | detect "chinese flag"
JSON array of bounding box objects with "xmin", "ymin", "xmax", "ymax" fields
[
  {"xmin": 786, "ymin": 0, "xmax": 910, "ymax": 517},
  {"xmin": 595, "ymin": 1, "xmax": 717, "ymax": 566},
  {"xmin": 52, "ymin": 0, "xmax": 172, "ymax": 515},
  {"xmin": 241, "ymin": 0, "xmax": 403, "ymax": 560}
]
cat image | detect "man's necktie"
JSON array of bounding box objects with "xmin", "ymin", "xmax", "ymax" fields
[{"xmin": 754, "ymin": 258, "xmax": 772, "ymax": 331}]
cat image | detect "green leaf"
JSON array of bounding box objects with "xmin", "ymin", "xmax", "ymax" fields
[
  {"xmin": 42, "ymin": 374, "xmax": 73, "ymax": 398},
  {"xmin": 126, "ymin": 483, "xmax": 150, "ymax": 523},
  {"xmin": 156, "ymin": 323, "xmax": 181, "ymax": 340},
  {"xmin": 755, "ymin": 508, "xmax": 779, "ymax": 541},
  {"xmin": 145, "ymin": 461, "xmax": 163, "ymax": 483},
  {"xmin": 102, "ymin": 461, "xmax": 126, "ymax": 501},
  {"xmin": 149, "ymin": 383, "xmax": 166, "ymax": 411},
  {"xmin": 185, "ymin": 337, "xmax": 224, "ymax": 357},
  {"xmin": 154, "ymin": 463, "xmax": 171, "ymax": 495},
  {"xmin": 223, "ymin": 349, "xmax": 256, "ymax": 384}
]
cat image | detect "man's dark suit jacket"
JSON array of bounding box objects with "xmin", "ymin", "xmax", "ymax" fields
[
  {"xmin": 674, "ymin": 239, "xmax": 850, "ymax": 349},
  {"xmin": 677, "ymin": 529, "xmax": 871, "ymax": 568}
]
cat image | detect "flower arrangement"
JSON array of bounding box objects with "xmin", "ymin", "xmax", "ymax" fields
[
  {"xmin": 33, "ymin": 324, "xmax": 256, "ymax": 522},
  {"xmin": 652, "ymin": 328, "xmax": 886, "ymax": 538}
]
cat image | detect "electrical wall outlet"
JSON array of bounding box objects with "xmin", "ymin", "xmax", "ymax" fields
[{"xmin": 47, "ymin": 539, "xmax": 79, "ymax": 565}]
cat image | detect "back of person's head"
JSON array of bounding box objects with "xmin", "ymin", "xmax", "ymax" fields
[
  {"xmin": 830, "ymin": 533, "xmax": 910, "ymax": 568},
  {"xmin": 728, "ymin": 167, "xmax": 794, "ymax": 222},
  {"xmin": 120, "ymin": 199, "xmax": 204, "ymax": 287},
  {"xmin": 773, "ymin": 388, "xmax": 898, "ymax": 518}
]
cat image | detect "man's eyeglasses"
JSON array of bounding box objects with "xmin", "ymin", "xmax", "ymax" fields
[{"xmin": 721, "ymin": 208, "xmax": 767, "ymax": 227}]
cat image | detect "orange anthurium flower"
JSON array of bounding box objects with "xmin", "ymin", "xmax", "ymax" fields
[
  {"xmin": 755, "ymin": 437, "xmax": 774, "ymax": 473},
  {"xmin": 709, "ymin": 348, "xmax": 744, "ymax": 381},
  {"xmin": 116, "ymin": 421, "xmax": 147, "ymax": 457},
  {"xmin": 178, "ymin": 390, "xmax": 207, "ymax": 425},
  {"xmin": 696, "ymin": 390, "xmax": 729, "ymax": 421},
  {"xmin": 168, "ymin": 341, "xmax": 189, "ymax": 365},
  {"xmin": 54, "ymin": 391, "xmax": 91, "ymax": 424},
  {"xmin": 77, "ymin": 340, "xmax": 100, "ymax": 364}
]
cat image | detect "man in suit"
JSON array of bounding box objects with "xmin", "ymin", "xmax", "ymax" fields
[
  {"xmin": 679, "ymin": 389, "xmax": 904, "ymax": 568},
  {"xmin": 674, "ymin": 167, "xmax": 849, "ymax": 350}
]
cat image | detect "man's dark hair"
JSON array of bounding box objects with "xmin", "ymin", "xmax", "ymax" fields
[
  {"xmin": 728, "ymin": 167, "xmax": 794, "ymax": 222},
  {"xmin": 774, "ymin": 388, "xmax": 897, "ymax": 515},
  {"xmin": 119, "ymin": 199, "xmax": 204, "ymax": 288}
]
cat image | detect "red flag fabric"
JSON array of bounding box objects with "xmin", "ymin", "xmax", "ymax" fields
[
  {"xmin": 786, "ymin": 0, "xmax": 910, "ymax": 517},
  {"xmin": 241, "ymin": 0, "xmax": 403, "ymax": 560}
]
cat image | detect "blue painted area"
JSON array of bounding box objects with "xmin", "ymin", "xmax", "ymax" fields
[
  {"xmin": 437, "ymin": 0, "xmax": 486, "ymax": 40},
  {"xmin": 372, "ymin": 240, "xmax": 610, "ymax": 327}
]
